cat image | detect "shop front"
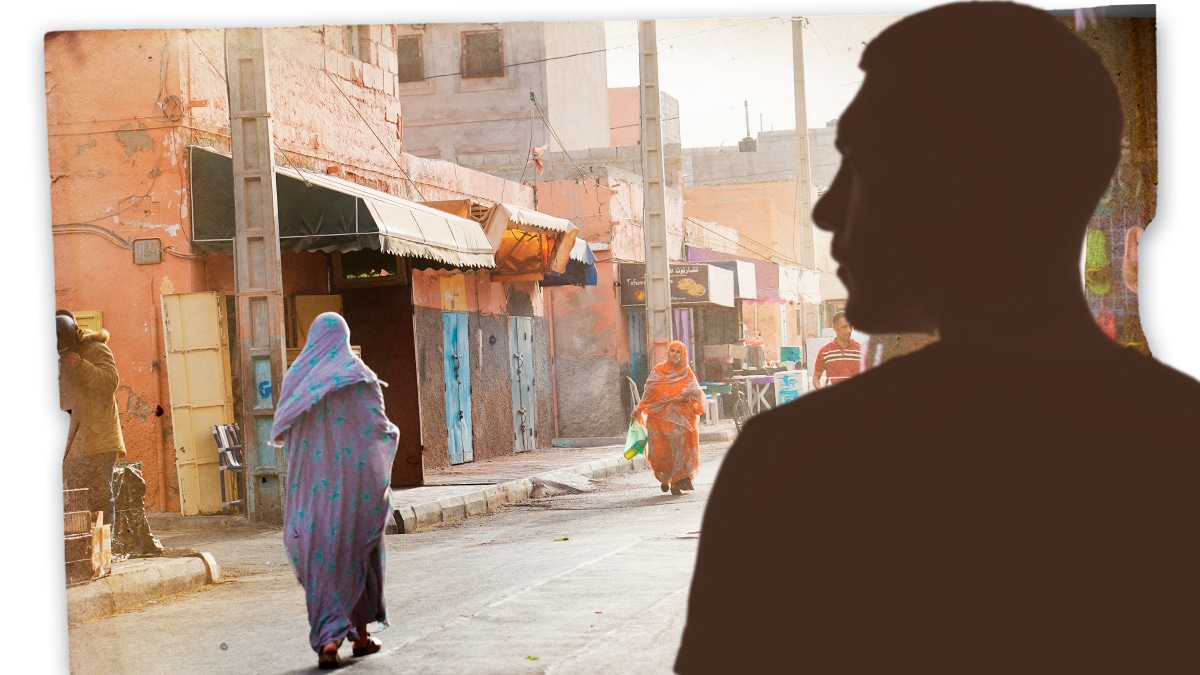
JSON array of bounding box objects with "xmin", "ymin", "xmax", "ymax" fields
[
  {"xmin": 185, "ymin": 146, "xmax": 497, "ymax": 501},
  {"xmin": 617, "ymin": 262, "xmax": 736, "ymax": 392}
]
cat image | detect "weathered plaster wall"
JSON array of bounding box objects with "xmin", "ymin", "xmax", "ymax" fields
[
  {"xmin": 545, "ymin": 262, "xmax": 628, "ymax": 438},
  {"xmin": 608, "ymin": 86, "xmax": 681, "ymax": 147},
  {"xmin": 684, "ymin": 126, "xmax": 841, "ymax": 188},
  {"xmin": 532, "ymin": 317, "xmax": 555, "ymax": 447},
  {"xmin": 412, "ymin": 305, "xmax": 449, "ymax": 470},
  {"xmin": 46, "ymin": 29, "xmax": 212, "ymax": 513},
  {"xmin": 202, "ymin": 252, "xmax": 332, "ymax": 297},
  {"xmin": 49, "ymin": 25, "xmax": 559, "ymax": 504},
  {"xmin": 684, "ymin": 180, "xmax": 802, "ymax": 265},
  {"xmin": 396, "ymin": 22, "xmax": 549, "ymax": 160},
  {"xmin": 472, "ymin": 312, "xmax": 517, "ymax": 460},
  {"xmin": 543, "ymin": 22, "xmax": 611, "ymax": 152}
]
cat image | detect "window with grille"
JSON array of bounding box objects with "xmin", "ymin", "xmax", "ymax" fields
[
  {"xmin": 397, "ymin": 35, "xmax": 425, "ymax": 83},
  {"xmin": 461, "ymin": 30, "xmax": 503, "ymax": 78}
]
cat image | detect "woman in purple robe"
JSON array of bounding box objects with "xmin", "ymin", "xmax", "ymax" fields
[{"xmin": 272, "ymin": 312, "xmax": 398, "ymax": 669}]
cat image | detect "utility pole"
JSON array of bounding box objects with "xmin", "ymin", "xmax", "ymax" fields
[
  {"xmin": 791, "ymin": 18, "xmax": 817, "ymax": 270},
  {"xmin": 792, "ymin": 17, "xmax": 820, "ymax": 342},
  {"xmin": 225, "ymin": 28, "xmax": 288, "ymax": 524},
  {"xmin": 639, "ymin": 20, "xmax": 672, "ymax": 365}
]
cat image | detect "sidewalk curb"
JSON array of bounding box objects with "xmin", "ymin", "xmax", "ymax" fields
[
  {"xmin": 393, "ymin": 450, "xmax": 652, "ymax": 534},
  {"xmin": 66, "ymin": 554, "xmax": 217, "ymax": 624},
  {"xmin": 146, "ymin": 513, "xmax": 254, "ymax": 532},
  {"xmin": 551, "ymin": 426, "xmax": 735, "ymax": 448}
]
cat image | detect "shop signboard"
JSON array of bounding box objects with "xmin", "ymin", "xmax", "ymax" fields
[{"xmin": 618, "ymin": 263, "xmax": 735, "ymax": 307}]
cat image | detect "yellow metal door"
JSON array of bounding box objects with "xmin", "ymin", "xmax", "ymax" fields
[
  {"xmin": 291, "ymin": 295, "xmax": 343, "ymax": 346},
  {"xmin": 161, "ymin": 292, "xmax": 235, "ymax": 515}
]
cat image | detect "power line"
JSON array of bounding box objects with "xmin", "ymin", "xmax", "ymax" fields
[
  {"xmin": 687, "ymin": 161, "xmax": 841, "ymax": 186},
  {"xmin": 410, "ymin": 17, "xmax": 783, "ymax": 82},
  {"xmin": 609, "ymin": 95, "xmax": 796, "ymax": 131},
  {"xmin": 530, "ymin": 92, "xmax": 593, "ymax": 186},
  {"xmin": 319, "ymin": 67, "xmax": 426, "ymax": 202},
  {"xmin": 684, "ymin": 216, "xmax": 800, "ymax": 266}
]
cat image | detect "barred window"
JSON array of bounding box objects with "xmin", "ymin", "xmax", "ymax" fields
[
  {"xmin": 461, "ymin": 30, "xmax": 503, "ymax": 78},
  {"xmin": 397, "ymin": 35, "xmax": 425, "ymax": 83}
]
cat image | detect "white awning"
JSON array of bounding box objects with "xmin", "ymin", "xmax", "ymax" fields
[
  {"xmin": 481, "ymin": 202, "xmax": 579, "ymax": 278},
  {"xmin": 189, "ymin": 146, "xmax": 494, "ymax": 268},
  {"xmin": 276, "ymin": 164, "xmax": 495, "ymax": 268}
]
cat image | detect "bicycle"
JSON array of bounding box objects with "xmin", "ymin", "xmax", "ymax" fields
[{"xmin": 731, "ymin": 378, "xmax": 755, "ymax": 435}]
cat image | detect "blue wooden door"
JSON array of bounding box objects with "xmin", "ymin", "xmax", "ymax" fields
[
  {"xmin": 509, "ymin": 316, "xmax": 536, "ymax": 452},
  {"xmin": 443, "ymin": 312, "xmax": 473, "ymax": 464},
  {"xmin": 627, "ymin": 306, "xmax": 648, "ymax": 388}
]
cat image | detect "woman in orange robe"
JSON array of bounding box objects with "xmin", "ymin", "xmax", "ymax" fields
[{"xmin": 634, "ymin": 341, "xmax": 706, "ymax": 495}]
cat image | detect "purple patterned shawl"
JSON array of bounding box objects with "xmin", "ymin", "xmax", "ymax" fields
[{"xmin": 272, "ymin": 312, "xmax": 399, "ymax": 652}]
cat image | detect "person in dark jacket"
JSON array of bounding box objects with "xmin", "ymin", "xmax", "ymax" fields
[{"xmin": 58, "ymin": 311, "xmax": 126, "ymax": 530}]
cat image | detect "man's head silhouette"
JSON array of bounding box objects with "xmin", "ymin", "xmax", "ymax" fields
[
  {"xmin": 813, "ymin": 2, "xmax": 1123, "ymax": 343},
  {"xmin": 677, "ymin": 7, "xmax": 1200, "ymax": 674}
]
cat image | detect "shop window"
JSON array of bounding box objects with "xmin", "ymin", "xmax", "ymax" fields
[
  {"xmin": 397, "ymin": 35, "xmax": 425, "ymax": 83},
  {"xmin": 332, "ymin": 250, "xmax": 409, "ymax": 290},
  {"xmin": 461, "ymin": 30, "xmax": 503, "ymax": 78}
]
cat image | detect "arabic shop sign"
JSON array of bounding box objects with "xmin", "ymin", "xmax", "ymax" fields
[{"xmin": 617, "ymin": 263, "xmax": 735, "ymax": 307}]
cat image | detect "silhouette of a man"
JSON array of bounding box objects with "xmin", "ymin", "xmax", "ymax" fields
[{"xmin": 675, "ymin": 4, "xmax": 1200, "ymax": 673}]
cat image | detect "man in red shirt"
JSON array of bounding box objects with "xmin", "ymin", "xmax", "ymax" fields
[{"xmin": 811, "ymin": 312, "xmax": 861, "ymax": 389}]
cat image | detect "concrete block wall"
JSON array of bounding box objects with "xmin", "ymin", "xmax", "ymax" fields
[{"xmin": 682, "ymin": 126, "xmax": 840, "ymax": 188}]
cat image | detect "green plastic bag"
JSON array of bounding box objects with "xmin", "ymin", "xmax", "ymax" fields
[{"xmin": 624, "ymin": 417, "xmax": 648, "ymax": 459}]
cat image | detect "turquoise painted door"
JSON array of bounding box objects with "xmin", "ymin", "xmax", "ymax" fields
[
  {"xmin": 627, "ymin": 306, "xmax": 648, "ymax": 388},
  {"xmin": 509, "ymin": 316, "xmax": 536, "ymax": 452},
  {"xmin": 443, "ymin": 312, "xmax": 473, "ymax": 464}
]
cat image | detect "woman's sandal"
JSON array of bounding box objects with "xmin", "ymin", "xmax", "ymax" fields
[
  {"xmin": 318, "ymin": 646, "xmax": 342, "ymax": 670},
  {"xmin": 352, "ymin": 636, "xmax": 383, "ymax": 658}
]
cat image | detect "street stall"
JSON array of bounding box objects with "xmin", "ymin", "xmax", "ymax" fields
[
  {"xmin": 479, "ymin": 202, "xmax": 578, "ymax": 281},
  {"xmin": 540, "ymin": 236, "xmax": 599, "ymax": 288},
  {"xmin": 618, "ymin": 261, "xmax": 736, "ymax": 389}
]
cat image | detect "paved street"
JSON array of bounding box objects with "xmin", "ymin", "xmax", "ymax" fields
[{"xmin": 67, "ymin": 441, "xmax": 731, "ymax": 674}]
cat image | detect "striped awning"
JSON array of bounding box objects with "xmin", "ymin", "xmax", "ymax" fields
[{"xmin": 188, "ymin": 146, "xmax": 495, "ymax": 269}]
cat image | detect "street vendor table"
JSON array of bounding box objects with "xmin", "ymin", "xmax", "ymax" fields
[{"xmin": 729, "ymin": 374, "xmax": 776, "ymax": 414}]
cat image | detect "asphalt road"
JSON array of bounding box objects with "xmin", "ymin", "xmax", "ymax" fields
[{"xmin": 67, "ymin": 441, "xmax": 731, "ymax": 674}]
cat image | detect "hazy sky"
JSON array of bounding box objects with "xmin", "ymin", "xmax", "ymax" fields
[{"xmin": 604, "ymin": 15, "xmax": 905, "ymax": 148}]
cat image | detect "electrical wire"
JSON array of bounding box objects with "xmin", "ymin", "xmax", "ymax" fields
[
  {"xmin": 688, "ymin": 161, "xmax": 841, "ymax": 185},
  {"xmin": 518, "ymin": 98, "xmax": 536, "ymax": 186},
  {"xmin": 684, "ymin": 216, "xmax": 799, "ymax": 265},
  {"xmin": 320, "ymin": 67, "xmax": 426, "ymax": 202},
  {"xmin": 51, "ymin": 223, "xmax": 132, "ymax": 249},
  {"xmin": 529, "ymin": 92, "xmax": 593, "ymax": 186},
  {"xmin": 164, "ymin": 245, "xmax": 207, "ymax": 259},
  {"xmin": 411, "ymin": 17, "xmax": 782, "ymax": 82},
  {"xmin": 608, "ymin": 95, "xmax": 795, "ymax": 132}
]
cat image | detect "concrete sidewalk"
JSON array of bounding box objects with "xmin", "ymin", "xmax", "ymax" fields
[{"xmin": 66, "ymin": 421, "xmax": 736, "ymax": 624}]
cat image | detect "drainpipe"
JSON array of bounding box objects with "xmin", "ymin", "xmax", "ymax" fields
[
  {"xmin": 150, "ymin": 274, "xmax": 169, "ymax": 512},
  {"xmin": 545, "ymin": 287, "xmax": 561, "ymax": 440}
]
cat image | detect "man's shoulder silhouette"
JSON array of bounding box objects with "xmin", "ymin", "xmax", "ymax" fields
[
  {"xmin": 675, "ymin": 2, "xmax": 1198, "ymax": 672},
  {"xmin": 677, "ymin": 345, "xmax": 1200, "ymax": 674}
]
